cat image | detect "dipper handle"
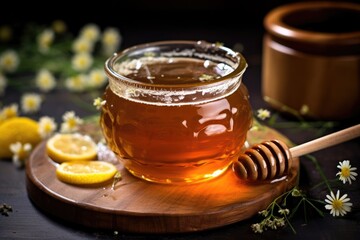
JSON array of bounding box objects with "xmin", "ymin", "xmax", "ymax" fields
[
  {"xmin": 233, "ymin": 124, "xmax": 360, "ymax": 181},
  {"xmin": 290, "ymin": 124, "xmax": 360, "ymax": 158}
]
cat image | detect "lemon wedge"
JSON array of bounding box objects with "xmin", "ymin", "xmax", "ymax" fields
[
  {"xmin": 46, "ymin": 133, "xmax": 97, "ymax": 163},
  {"xmin": 56, "ymin": 161, "xmax": 118, "ymax": 185},
  {"xmin": 0, "ymin": 117, "xmax": 41, "ymax": 158}
]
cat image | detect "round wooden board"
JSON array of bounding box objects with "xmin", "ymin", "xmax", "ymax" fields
[{"xmin": 26, "ymin": 125, "xmax": 299, "ymax": 233}]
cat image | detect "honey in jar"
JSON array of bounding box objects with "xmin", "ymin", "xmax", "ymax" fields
[{"xmin": 100, "ymin": 41, "xmax": 252, "ymax": 184}]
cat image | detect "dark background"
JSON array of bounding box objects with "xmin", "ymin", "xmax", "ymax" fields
[
  {"xmin": 2, "ymin": 0, "xmax": 359, "ymax": 65},
  {"xmin": 1, "ymin": 1, "xmax": 359, "ymax": 239},
  {"xmin": 3, "ymin": 0, "xmax": 358, "ymax": 47}
]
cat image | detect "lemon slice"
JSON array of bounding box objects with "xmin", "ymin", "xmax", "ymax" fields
[
  {"xmin": 46, "ymin": 133, "xmax": 97, "ymax": 163},
  {"xmin": 56, "ymin": 161, "xmax": 118, "ymax": 185}
]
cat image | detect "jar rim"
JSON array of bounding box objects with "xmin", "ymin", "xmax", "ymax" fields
[
  {"xmin": 103, "ymin": 40, "xmax": 248, "ymax": 106},
  {"xmin": 104, "ymin": 40, "xmax": 247, "ymax": 89}
]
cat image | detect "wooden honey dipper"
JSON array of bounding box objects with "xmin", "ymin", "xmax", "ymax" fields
[{"xmin": 232, "ymin": 124, "xmax": 360, "ymax": 181}]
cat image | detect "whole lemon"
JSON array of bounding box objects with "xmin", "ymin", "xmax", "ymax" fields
[{"xmin": 0, "ymin": 117, "xmax": 42, "ymax": 159}]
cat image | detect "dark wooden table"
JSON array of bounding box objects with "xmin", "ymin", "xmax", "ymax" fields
[{"xmin": 1, "ymin": 19, "xmax": 360, "ymax": 239}]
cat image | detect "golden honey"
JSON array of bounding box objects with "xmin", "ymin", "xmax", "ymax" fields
[{"xmin": 101, "ymin": 41, "xmax": 252, "ymax": 184}]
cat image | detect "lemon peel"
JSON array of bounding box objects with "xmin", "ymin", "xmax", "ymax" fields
[
  {"xmin": 56, "ymin": 161, "xmax": 117, "ymax": 185},
  {"xmin": 0, "ymin": 117, "xmax": 41, "ymax": 158}
]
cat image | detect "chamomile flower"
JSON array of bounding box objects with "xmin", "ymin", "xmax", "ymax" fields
[
  {"xmin": 38, "ymin": 116, "xmax": 57, "ymax": 139},
  {"xmin": 60, "ymin": 111, "xmax": 83, "ymax": 133},
  {"xmin": 0, "ymin": 50, "xmax": 19, "ymax": 73},
  {"xmin": 0, "ymin": 103, "xmax": 18, "ymax": 122},
  {"xmin": 65, "ymin": 74, "xmax": 88, "ymax": 92},
  {"xmin": 72, "ymin": 53, "xmax": 93, "ymax": 72},
  {"xmin": 35, "ymin": 69, "xmax": 57, "ymax": 92},
  {"xmin": 52, "ymin": 20, "xmax": 67, "ymax": 34},
  {"xmin": 88, "ymin": 69, "xmax": 106, "ymax": 88},
  {"xmin": 101, "ymin": 27, "xmax": 122, "ymax": 55},
  {"xmin": 72, "ymin": 37, "xmax": 94, "ymax": 53},
  {"xmin": 9, "ymin": 142, "xmax": 32, "ymax": 167},
  {"xmin": 79, "ymin": 23, "xmax": 100, "ymax": 42},
  {"xmin": 257, "ymin": 108, "xmax": 271, "ymax": 120},
  {"xmin": 21, "ymin": 93, "xmax": 42, "ymax": 114},
  {"xmin": 325, "ymin": 190, "xmax": 352, "ymax": 217},
  {"xmin": 336, "ymin": 160, "xmax": 357, "ymax": 184},
  {"xmin": 93, "ymin": 97, "xmax": 106, "ymax": 110},
  {"xmin": 37, "ymin": 29, "xmax": 54, "ymax": 53},
  {"xmin": 0, "ymin": 73, "xmax": 7, "ymax": 95}
]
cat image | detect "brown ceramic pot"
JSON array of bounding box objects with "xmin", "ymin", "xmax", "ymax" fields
[{"xmin": 262, "ymin": 1, "xmax": 360, "ymax": 120}]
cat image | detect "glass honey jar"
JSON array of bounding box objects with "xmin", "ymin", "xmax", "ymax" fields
[{"xmin": 100, "ymin": 40, "xmax": 252, "ymax": 184}]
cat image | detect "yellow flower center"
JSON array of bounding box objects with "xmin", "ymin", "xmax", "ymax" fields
[
  {"xmin": 78, "ymin": 58, "xmax": 86, "ymax": 66},
  {"xmin": 332, "ymin": 199, "xmax": 343, "ymax": 209},
  {"xmin": 41, "ymin": 35, "xmax": 53, "ymax": 46},
  {"xmin": 79, "ymin": 43, "xmax": 88, "ymax": 52},
  {"xmin": 40, "ymin": 77, "xmax": 48, "ymax": 83},
  {"xmin": 84, "ymin": 30, "xmax": 96, "ymax": 40},
  {"xmin": 4, "ymin": 57, "xmax": 14, "ymax": 67},
  {"xmin": 104, "ymin": 34, "xmax": 116, "ymax": 45},
  {"xmin": 16, "ymin": 147, "xmax": 30, "ymax": 160},
  {"xmin": 67, "ymin": 118, "xmax": 77, "ymax": 128},
  {"xmin": 341, "ymin": 167, "xmax": 350, "ymax": 177},
  {"xmin": 27, "ymin": 99, "xmax": 36, "ymax": 108},
  {"xmin": 44, "ymin": 123, "xmax": 53, "ymax": 133},
  {"xmin": 92, "ymin": 73, "xmax": 103, "ymax": 83}
]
